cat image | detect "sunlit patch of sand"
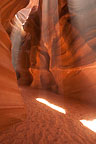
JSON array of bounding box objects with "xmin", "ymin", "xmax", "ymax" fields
[
  {"xmin": 36, "ymin": 98, "xmax": 66, "ymax": 114},
  {"xmin": 80, "ymin": 119, "xmax": 96, "ymax": 133}
]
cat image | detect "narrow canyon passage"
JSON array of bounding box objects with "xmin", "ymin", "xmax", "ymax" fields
[
  {"xmin": 1, "ymin": 0, "xmax": 96, "ymax": 144},
  {"xmin": 0, "ymin": 87, "xmax": 96, "ymax": 144}
]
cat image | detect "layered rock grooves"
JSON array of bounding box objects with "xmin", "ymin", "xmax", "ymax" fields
[
  {"xmin": 51, "ymin": 0, "xmax": 96, "ymax": 104},
  {"xmin": 11, "ymin": 2, "xmax": 39, "ymax": 86},
  {"xmin": 20, "ymin": 0, "xmax": 96, "ymax": 104},
  {"xmin": 52, "ymin": 0, "xmax": 96, "ymax": 104},
  {"xmin": 18, "ymin": 2, "xmax": 57, "ymax": 91},
  {"xmin": 0, "ymin": 0, "xmax": 29, "ymax": 130}
]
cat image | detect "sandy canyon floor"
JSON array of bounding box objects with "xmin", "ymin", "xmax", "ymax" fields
[{"xmin": 0, "ymin": 87, "xmax": 96, "ymax": 144}]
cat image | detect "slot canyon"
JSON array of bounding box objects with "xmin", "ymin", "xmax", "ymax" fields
[{"xmin": 0, "ymin": 0, "xmax": 96, "ymax": 143}]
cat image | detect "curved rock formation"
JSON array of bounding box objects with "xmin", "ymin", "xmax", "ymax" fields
[
  {"xmin": 21, "ymin": 0, "xmax": 96, "ymax": 104},
  {"xmin": 0, "ymin": 0, "xmax": 29, "ymax": 29},
  {"xmin": 7, "ymin": 0, "xmax": 96, "ymax": 104},
  {"xmin": 9, "ymin": 1, "xmax": 39, "ymax": 86},
  {"xmin": 0, "ymin": 0, "xmax": 29, "ymax": 130},
  {"xmin": 51, "ymin": 0, "xmax": 96, "ymax": 104},
  {"xmin": 16, "ymin": 33, "xmax": 33, "ymax": 85},
  {"xmin": 23, "ymin": 4, "xmax": 58, "ymax": 91}
]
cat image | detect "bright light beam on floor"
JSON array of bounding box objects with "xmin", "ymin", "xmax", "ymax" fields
[
  {"xmin": 80, "ymin": 119, "xmax": 96, "ymax": 133},
  {"xmin": 36, "ymin": 98, "xmax": 66, "ymax": 114}
]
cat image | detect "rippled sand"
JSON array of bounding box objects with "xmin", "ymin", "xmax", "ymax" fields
[{"xmin": 0, "ymin": 87, "xmax": 96, "ymax": 144}]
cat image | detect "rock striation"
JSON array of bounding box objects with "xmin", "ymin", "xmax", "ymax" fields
[
  {"xmin": 0, "ymin": 0, "xmax": 29, "ymax": 130},
  {"xmin": 23, "ymin": 4, "xmax": 58, "ymax": 91},
  {"xmin": 20, "ymin": 0, "xmax": 96, "ymax": 104},
  {"xmin": 9, "ymin": 0, "xmax": 96, "ymax": 104},
  {"xmin": 51, "ymin": 0, "xmax": 96, "ymax": 104}
]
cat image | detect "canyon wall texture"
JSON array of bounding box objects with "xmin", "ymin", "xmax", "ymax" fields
[
  {"xmin": 52, "ymin": 0, "xmax": 96, "ymax": 104},
  {"xmin": 0, "ymin": 0, "xmax": 29, "ymax": 130},
  {"xmin": 20, "ymin": 0, "xmax": 96, "ymax": 104}
]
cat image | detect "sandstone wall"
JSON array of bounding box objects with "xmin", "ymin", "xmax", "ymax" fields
[
  {"xmin": 0, "ymin": 0, "xmax": 29, "ymax": 130},
  {"xmin": 52, "ymin": 0, "xmax": 96, "ymax": 104},
  {"xmin": 23, "ymin": 0, "xmax": 96, "ymax": 104}
]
